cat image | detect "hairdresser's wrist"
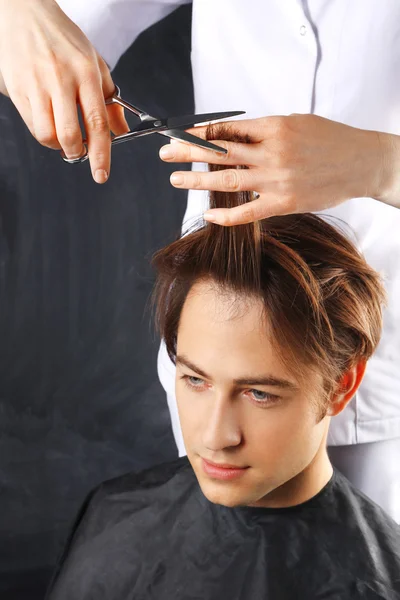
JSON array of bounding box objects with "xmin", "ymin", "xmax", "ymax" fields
[
  {"xmin": 0, "ymin": 0, "xmax": 49, "ymax": 12},
  {"xmin": 370, "ymin": 131, "xmax": 400, "ymax": 209}
]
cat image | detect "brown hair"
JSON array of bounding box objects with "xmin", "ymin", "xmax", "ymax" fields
[{"xmin": 152, "ymin": 126, "xmax": 387, "ymax": 414}]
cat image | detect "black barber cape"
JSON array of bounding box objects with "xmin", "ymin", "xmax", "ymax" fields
[{"xmin": 46, "ymin": 456, "xmax": 400, "ymax": 600}]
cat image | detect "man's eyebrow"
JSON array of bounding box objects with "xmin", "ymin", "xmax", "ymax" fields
[{"xmin": 176, "ymin": 354, "xmax": 299, "ymax": 391}]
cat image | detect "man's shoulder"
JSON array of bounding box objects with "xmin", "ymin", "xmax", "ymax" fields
[
  {"xmin": 328, "ymin": 469, "xmax": 400, "ymax": 593},
  {"xmin": 93, "ymin": 455, "xmax": 194, "ymax": 505},
  {"xmin": 67, "ymin": 456, "xmax": 195, "ymax": 546},
  {"xmin": 332, "ymin": 468, "xmax": 400, "ymax": 535}
]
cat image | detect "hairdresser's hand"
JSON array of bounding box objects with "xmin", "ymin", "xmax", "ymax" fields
[
  {"xmin": 0, "ymin": 0, "xmax": 129, "ymax": 183},
  {"xmin": 159, "ymin": 114, "xmax": 392, "ymax": 225}
]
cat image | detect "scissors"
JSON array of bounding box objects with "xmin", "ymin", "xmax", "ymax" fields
[{"xmin": 61, "ymin": 85, "xmax": 245, "ymax": 164}]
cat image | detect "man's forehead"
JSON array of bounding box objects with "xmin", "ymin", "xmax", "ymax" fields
[{"xmin": 184, "ymin": 280, "xmax": 265, "ymax": 323}]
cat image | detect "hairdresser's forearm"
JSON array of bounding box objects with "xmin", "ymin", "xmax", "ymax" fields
[{"xmin": 372, "ymin": 131, "xmax": 400, "ymax": 209}]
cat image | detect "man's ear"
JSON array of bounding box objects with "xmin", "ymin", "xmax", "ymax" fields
[{"xmin": 327, "ymin": 361, "xmax": 367, "ymax": 417}]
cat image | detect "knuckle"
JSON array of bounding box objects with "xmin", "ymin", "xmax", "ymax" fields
[
  {"xmin": 9, "ymin": 88, "xmax": 26, "ymax": 106},
  {"xmin": 192, "ymin": 174, "xmax": 203, "ymax": 189},
  {"xmin": 261, "ymin": 144, "xmax": 273, "ymax": 164},
  {"xmin": 34, "ymin": 128, "xmax": 57, "ymax": 146},
  {"xmin": 271, "ymin": 116, "xmax": 290, "ymax": 139},
  {"xmin": 74, "ymin": 54, "xmax": 98, "ymax": 77},
  {"xmin": 74, "ymin": 68, "xmax": 103, "ymax": 95},
  {"xmin": 44, "ymin": 51, "xmax": 61, "ymax": 73},
  {"xmin": 80, "ymin": 66, "xmax": 99, "ymax": 86},
  {"xmin": 217, "ymin": 212, "xmax": 231, "ymax": 226},
  {"xmin": 272, "ymin": 152, "xmax": 285, "ymax": 169},
  {"xmin": 289, "ymin": 113, "xmax": 307, "ymax": 126},
  {"xmin": 46, "ymin": 52, "xmax": 89, "ymax": 83},
  {"xmin": 273, "ymin": 147, "xmax": 292, "ymax": 169},
  {"xmin": 86, "ymin": 111, "xmax": 109, "ymax": 133},
  {"xmin": 222, "ymin": 169, "xmax": 241, "ymax": 191},
  {"xmin": 90, "ymin": 148, "xmax": 109, "ymax": 162},
  {"xmin": 58, "ymin": 126, "xmax": 81, "ymax": 148},
  {"xmin": 182, "ymin": 144, "xmax": 194, "ymax": 162},
  {"xmin": 240, "ymin": 204, "xmax": 256, "ymax": 223}
]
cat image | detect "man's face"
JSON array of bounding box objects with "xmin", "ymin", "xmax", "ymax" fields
[{"xmin": 175, "ymin": 280, "xmax": 331, "ymax": 508}]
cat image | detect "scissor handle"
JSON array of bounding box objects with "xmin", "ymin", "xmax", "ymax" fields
[
  {"xmin": 61, "ymin": 130, "xmax": 153, "ymax": 165},
  {"xmin": 61, "ymin": 85, "xmax": 151, "ymax": 165},
  {"xmin": 107, "ymin": 85, "xmax": 148, "ymax": 120}
]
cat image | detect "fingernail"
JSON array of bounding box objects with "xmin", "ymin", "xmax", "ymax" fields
[
  {"xmin": 159, "ymin": 145, "xmax": 174, "ymax": 159},
  {"xmin": 170, "ymin": 173, "xmax": 183, "ymax": 186},
  {"xmin": 94, "ymin": 169, "xmax": 108, "ymax": 184}
]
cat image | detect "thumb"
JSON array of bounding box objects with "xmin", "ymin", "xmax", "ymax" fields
[{"xmin": 203, "ymin": 194, "xmax": 286, "ymax": 226}]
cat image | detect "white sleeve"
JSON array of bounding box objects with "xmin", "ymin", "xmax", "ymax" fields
[{"xmin": 55, "ymin": 0, "xmax": 191, "ymax": 70}]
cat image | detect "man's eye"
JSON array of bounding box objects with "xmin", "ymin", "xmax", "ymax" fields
[
  {"xmin": 248, "ymin": 389, "xmax": 280, "ymax": 404},
  {"xmin": 181, "ymin": 375, "xmax": 205, "ymax": 390},
  {"xmin": 188, "ymin": 376, "xmax": 204, "ymax": 386},
  {"xmin": 251, "ymin": 389, "xmax": 268, "ymax": 401}
]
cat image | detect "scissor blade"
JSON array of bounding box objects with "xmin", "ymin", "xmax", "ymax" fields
[
  {"xmin": 128, "ymin": 110, "xmax": 245, "ymax": 136},
  {"xmin": 162, "ymin": 129, "xmax": 228, "ymax": 154},
  {"xmin": 165, "ymin": 110, "xmax": 245, "ymax": 130}
]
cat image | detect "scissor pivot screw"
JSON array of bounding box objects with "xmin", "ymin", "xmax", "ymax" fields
[{"xmin": 153, "ymin": 120, "xmax": 162, "ymax": 127}]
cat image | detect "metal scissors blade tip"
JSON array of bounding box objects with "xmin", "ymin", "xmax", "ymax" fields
[{"xmin": 165, "ymin": 110, "xmax": 245, "ymax": 131}]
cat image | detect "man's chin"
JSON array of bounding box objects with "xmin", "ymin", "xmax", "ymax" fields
[{"xmin": 195, "ymin": 473, "xmax": 255, "ymax": 508}]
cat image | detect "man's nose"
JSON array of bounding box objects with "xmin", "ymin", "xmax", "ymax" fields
[{"xmin": 202, "ymin": 392, "xmax": 242, "ymax": 451}]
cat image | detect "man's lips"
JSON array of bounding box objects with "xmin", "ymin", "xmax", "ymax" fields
[
  {"xmin": 201, "ymin": 458, "xmax": 249, "ymax": 480},
  {"xmin": 203, "ymin": 459, "xmax": 247, "ymax": 469}
]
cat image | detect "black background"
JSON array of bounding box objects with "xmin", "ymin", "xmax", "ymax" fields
[{"xmin": 0, "ymin": 6, "xmax": 192, "ymax": 598}]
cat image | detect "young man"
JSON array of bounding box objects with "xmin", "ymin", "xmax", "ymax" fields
[{"xmin": 45, "ymin": 151, "xmax": 400, "ymax": 600}]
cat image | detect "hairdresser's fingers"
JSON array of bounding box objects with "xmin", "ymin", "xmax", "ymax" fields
[
  {"xmin": 170, "ymin": 167, "xmax": 265, "ymax": 193},
  {"xmin": 51, "ymin": 85, "xmax": 85, "ymax": 156},
  {"xmin": 159, "ymin": 138, "xmax": 259, "ymax": 166},
  {"xmin": 203, "ymin": 193, "xmax": 295, "ymax": 226},
  {"xmin": 203, "ymin": 195, "xmax": 269, "ymax": 225},
  {"xmin": 27, "ymin": 84, "xmax": 64, "ymax": 150},
  {"xmin": 181, "ymin": 116, "xmax": 279, "ymax": 144},
  {"xmin": 79, "ymin": 77, "xmax": 113, "ymax": 184}
]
